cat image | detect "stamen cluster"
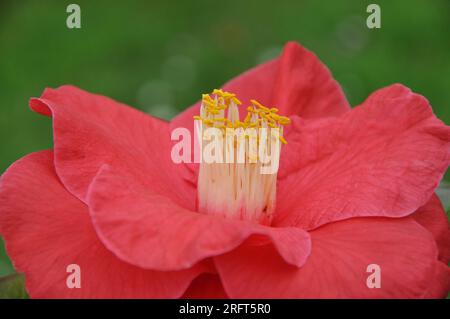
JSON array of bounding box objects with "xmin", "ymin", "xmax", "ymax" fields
[{"xmin": 193, "ymin": 89, "xmax": 291, "ymax": 145}]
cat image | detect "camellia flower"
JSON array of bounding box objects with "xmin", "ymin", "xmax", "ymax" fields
[{"xmin": 0, "ymin": 42, "xmax": 449, "ymax": 298}]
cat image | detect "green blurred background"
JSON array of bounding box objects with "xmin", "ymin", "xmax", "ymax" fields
[{"xmin": 0, "ymin": 0, "xmax": 449, "ymax": 295}]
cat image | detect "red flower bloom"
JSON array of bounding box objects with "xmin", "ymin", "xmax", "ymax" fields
[{"xmin": 0, "ymin": 42, "xmax": 449, "ymax": 298}]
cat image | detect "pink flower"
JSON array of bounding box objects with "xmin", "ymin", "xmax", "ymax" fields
[{"xmin": 0, "ymin": 42, "xmax": 449, "ymax": 298}]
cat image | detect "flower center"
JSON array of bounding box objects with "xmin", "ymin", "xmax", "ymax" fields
[{"xmin": 194, "ymin": 89, "xmax": 291, "ymax": 225}]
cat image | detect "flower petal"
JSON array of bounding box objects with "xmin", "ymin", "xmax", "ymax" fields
[
  {"xmin": 275, "ymin": 84, "xmax": 450, "ymax": 230},
  {"xmin": 181, "ymin": 274, "xmax": 228, "ymax": 299},
  {"xmin": 215, "ymin": 217, "xmax": 441, "ymax": 298},
  {"xmin": 87, "ymin": 165, "xmax": 311, "ymax": 271},
  {"xmin": 412, "ymin": 194, "xmax": 450, "ymax": 263},
  {"xmin": 29, "ymin": 85, "xmax": 194, "ymax": 210},
  {"xmin": 421, "ymin": 261, "xmax": 450, "ymax": 298},
  {"xmin": 269, "ymin": 42, "xmax": 349, "ymax": 118},
  {"xmin": 0, "ymin": 151, "xmax": 205, "ymax": 298}
]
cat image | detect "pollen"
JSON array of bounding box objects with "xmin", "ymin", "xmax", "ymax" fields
[
  {"xmin": 194, "ymin": 90, "xmax": 290, "ymax": 144},
  {"xmin": 193, "ymin": 89, "xmax": 291, "ymax": 225}
]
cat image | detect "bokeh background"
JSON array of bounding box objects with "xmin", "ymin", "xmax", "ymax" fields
[{"xmin": 0, "ymin": 0, "xmax": 449, "ymax": 296}]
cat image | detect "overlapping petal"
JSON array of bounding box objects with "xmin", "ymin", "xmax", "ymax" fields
[
  {"xmin": 215, "ymin": 217, "xmax": 440, "ymax": 298},
  {"xmin": 87, "ymin": 165, "xmax": 311, "ymax": 271},
  {"xmin": 0, "ymin": 151, "xmax": 205, "ymax": 298},
  {"xmin": 275, "ymin": 84, "xmax": 450, "ymax": 230},
  {"xmin": 29, "ymin": 85, "xmax": 195, "ymax": 210},
  {"xmin": 412, "ymin": 194, "xmax": 450, "ymax": 263}
]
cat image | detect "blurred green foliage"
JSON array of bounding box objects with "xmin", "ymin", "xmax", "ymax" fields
[
  {"xmin": 0, "ymin": 0, "xmax": 449, "ymax": 295},
  {"xmin": 0, "ymin": 274, "xmax": 27, "ymax": 298}
]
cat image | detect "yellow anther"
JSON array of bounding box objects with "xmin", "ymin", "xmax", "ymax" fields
[
  {"xmin": 234, "ymin": 121, "xmax": 244, "ymax": 128},
  {"xmin": 222, "ymin": 92, "xmax": 236, "ymax": 98},
  {"xmin": 258, "ymin": 111, "xmax": 268, "ymax": 119},
  {"xmin": 197, "ymin": 90, "xmax": 291, "ymax": 143},
  {"xmin": 231, "ymin": 97, "xmax": 242, "ymax": 105},
  {"xmin": 212, "ymin": 89, "xmax": 224, "ymax": 96},
  {"xmin": 265, "ymin": 115, "xmax": 277, "ymax": 124},
  {"xmin": 271, "ymin": 113, "xmax": 280, "ymax": 120},
  {"xmin": 279, "ymin": 136, "xmax": 288, "ymax": 145},
  {"xmin": 203, "ymin": 100, "xmax": 217, "ymax": 108},
  {"xmin": 209, "ymin": 109, "xmax": 220, "ymax": 115},
  {"xmin": 250, "ymin": 99, "xmax": 260, "ymax": 106},
  {"xmin": 277, "ymin": 116, "xmax": 291, "ymax": 125},
  {"xmin": 251, "ymin": 99, "xmax": 270, "ymax": 112}
]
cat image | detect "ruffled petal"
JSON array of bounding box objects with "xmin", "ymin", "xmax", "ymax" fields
[
  {"xmin": 412, "ymin": 194, "xmax": 450, "ymax": 263},
  {"xmin": 0, "ymin": 151, "xmax": 205, "ymax": 298},
  {"xmin": 270, "ymin": 42, "xmax": 349, "ymax": 118},
  {"xmin": 29, "ymin": 85, "xmax": 195, "ymax": 210},
  {"xmin": 87, "ymin": 165, "xmax": 311, "ymax": 271},
  {"xmin": 215, "ymin": 217, "xmax": 441, "ymax": 298},
  {"xmin": 275, "ymin": 84, "xmax": 450, "ymax": 230}
]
